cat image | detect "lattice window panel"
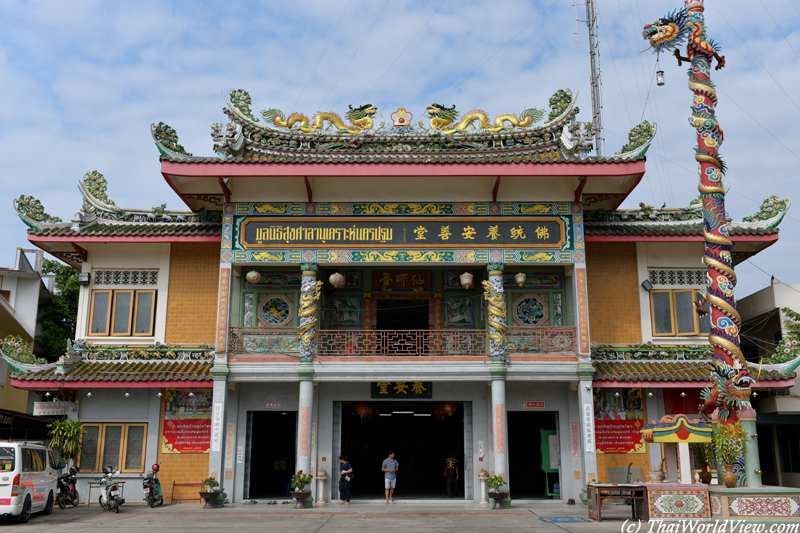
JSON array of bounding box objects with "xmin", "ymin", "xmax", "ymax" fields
[
  {"xmin": 648, "ymin": 270, "xmax": 706, "ymax": 287},
  {"xmin": 93, "ymin": 270, "xmax": 158, "ymax": 286}
]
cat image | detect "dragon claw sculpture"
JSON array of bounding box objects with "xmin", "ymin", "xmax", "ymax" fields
[{"xmin": 643, "ymin": 0, "xmax": 752, "ymax": 424}]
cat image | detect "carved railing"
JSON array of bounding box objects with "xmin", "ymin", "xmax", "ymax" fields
[
  {"xmin": 316, "ymin": 330, "xmax": 488, "ymax": 357},
  {"xmin": 228, "ymin": 327, "xmax": 578, "ymax": 355},
  {"xmin": 228, "ymin": 327, "xmax": 299, "ymax": 354},
  {"xmin": 506, "ymin": 327, "xmax": 577, "ymax": 354}
]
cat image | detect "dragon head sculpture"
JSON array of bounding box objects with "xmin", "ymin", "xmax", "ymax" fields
[
  {"xmin": 700, "ymin": 359, "xmax": 753, "ymax": 422},
  {"xmin": 426, "ymin": 103, "xmax": 459, "ymax": 121},
  {"xmin": 346, "ymin": 104, "xmax": 378, "ymax": 121},
  {"xmin": 642, "ymin": 8, "xmax": 690, "ymax": 54}
]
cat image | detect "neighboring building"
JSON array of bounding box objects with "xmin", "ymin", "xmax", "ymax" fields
[
  {"xmin": 6, "ymin": 89, "xmax": 792, "ymax": 503},
  {"xmin": 0, "ymin": 248, "xmax": 53, "ymax": 417},
  {"xmin": 738, "ymin": 281, "xmax": 800, "ymax": 488}
]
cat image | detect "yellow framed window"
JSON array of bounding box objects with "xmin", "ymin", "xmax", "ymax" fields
[
  {"xmin": 133, "ymin": 290, "xmax": 156, "ymax": 336},
  {"xmin": 77, "ymin": 423, "xmax": 147, "ymax": 473},
  {"xmin": 650, "ymin": 289, "xmax": 710, "ymax": 337},
  {"xmin": 88, "ymin": 290, "xmax": 113, "ymax": 336}
]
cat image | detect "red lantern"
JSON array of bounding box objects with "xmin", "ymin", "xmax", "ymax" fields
[
  {"xmin": 354, "ymin": 403, "xmax": 372, "ymax": 419},
  {"xmin": 442, "ymin": 401, "xmax": 457, "ymax": 416},
  {"xmin": 434, "ymin": 404, "xmax": 446, "ymax": 419}
]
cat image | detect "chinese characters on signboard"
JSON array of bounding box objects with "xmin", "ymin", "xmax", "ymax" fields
[
  {"xmin": 593, "ymin": 388, "xmax": 645, "ymax": 454},
  {"xmin": 373, "ymin": 270, "xmax": 433, "ymax": 292},
  {"xmin": 370, "ymin": 382, "xmax": 432, "ymax": 398},
  {"xmin": 162, "ymin": 389, "xmax": 213, "ymax": 454},
  {"xmin": 583, "ymin": 403, "xmax": 594, "ymax": 453}
]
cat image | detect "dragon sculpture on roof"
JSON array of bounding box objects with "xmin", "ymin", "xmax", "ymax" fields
[
  {"xmin": 260, "ymin": 104, "xmax": 378, "ymax": 134},
  {"xmin": 425, "ymin": 104, "xmax": 544, "ymax": 134},
  {"xmin": 643, "ymin": 0, "xmax": 757, "ymax": 424}
]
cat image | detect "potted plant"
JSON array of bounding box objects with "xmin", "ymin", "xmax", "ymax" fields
[
  {"xmin": 47, "ymin": 417, "xmax": 85, "ymax": 464},
  {"xmin": 691, "ymin": 441, "xmax": 714, "ymax": 484},
  {"xmin": 290, "ymin": 470, "xmax": 313, "ymax": 509},
  {"xmin": 712, "ymin": 422, "xmax": 747, "ymax": 488},
  {"xmin": 486, "ymin": 474, "xmax": 508, "ymax": 509},
  {"xmin": 199, "ymin": 477, "xmax": 220, "ymax": 509}
]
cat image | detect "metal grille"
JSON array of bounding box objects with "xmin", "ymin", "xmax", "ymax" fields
[
  {"xmin": 648, "ymin": 270, "xmax": 706, "ymax": 286},
  {"xmin": 507, "ymin": 327, "xmax": 577, "ymax": 354},
  {"xmin": 316, "ymin": 330, "xmax": 488, "ymax": 357},
  {"xmin": 93, "ymin": 270, "xmax": 158, "ymax": 286}
]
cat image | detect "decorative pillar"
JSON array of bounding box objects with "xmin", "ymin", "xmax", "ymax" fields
[
  {"xmin": 482, "ymin": 263, "xmax": 507, "ymax": 363},
  {"xmin": 208, "ymin": 363, "xmax": 229, "ymax": 489},
  {"xmin": 298, "ymin": 263, "xmax": 322, "ymax": 362},
  {"xmin": 490, "ymin": 363, "xmax": 510, "ymax": 508},
  {"xmin": 478, "ymin": 471, "xmax": 488, "ymax": 504},
  {"xmin": 316, "ymin": 473, "xmax": 327, "ymax": 505},
  {"xmin": 577, "ymin": 364, "xmax": 598, "ymax": 485},
  {"xmin": 739, "ymin": 407, "xmax": 762, "ymax": 488},
  {"xmin": 296, "ymin": 364, "xmax": 315, "ymax": 508}
]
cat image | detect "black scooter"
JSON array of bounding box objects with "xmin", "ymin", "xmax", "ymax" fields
[{"xmin": 57, "ymin": 465, "xmax": 80, "ymax": 508}]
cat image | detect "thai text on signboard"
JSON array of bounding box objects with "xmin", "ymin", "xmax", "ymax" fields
[{"xmin": 161, "ymin": 389, "xmax": 213, "ymax": 454}]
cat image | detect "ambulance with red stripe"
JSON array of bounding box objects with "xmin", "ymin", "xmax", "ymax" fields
[{"xmin": 0, "ymin": 443, "xmax": 62, "ymax": 523}]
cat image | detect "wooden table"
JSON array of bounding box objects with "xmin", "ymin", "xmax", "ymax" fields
[
  {"xmin": 87, "ymin": 480, "xmax": 125, "ymax": 507},
  {"xmin": 587, "ymin": 483, "xmax": 648, "ymax": 522}
]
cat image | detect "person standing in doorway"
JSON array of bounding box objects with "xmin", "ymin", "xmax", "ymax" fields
[
  {"xmin": 444, "ymin": 454, "xmax": 460, "ymax": 498},
  {"xmin": 339, "ymin": 455, "xmax": 353, "ymax": 505},
  {"xmin": 381, "ymin": 450, "xmax": 399, "ymax": 503}
]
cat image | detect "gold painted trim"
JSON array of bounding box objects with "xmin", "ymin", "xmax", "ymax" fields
[
  {"xmin": 709, "ymin": 335, "xmax": 745, "ymax": 362},
  {"xmin": 703, "ymin": 230, "xmax": 733, "ymax": 247},
  {"xmin": 704, "ymin": 293, "xmax": 741, "ymax": 326},
  {"xmin": 702, "ymin": 256, "xmax": 736, "ymax": 284}
]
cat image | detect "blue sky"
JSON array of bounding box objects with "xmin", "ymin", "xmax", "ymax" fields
[{"xmin": 1, "ymin": 0, "xmax": 799, "ymax": 297}]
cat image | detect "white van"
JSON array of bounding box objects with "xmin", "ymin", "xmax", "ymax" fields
[{"xmin": 0, "ymin": 442, "xmax": 62, "ymax": 523}]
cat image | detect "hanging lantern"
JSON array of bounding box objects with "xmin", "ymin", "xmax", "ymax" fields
[
  {"xmin": 442, "ymin": 401, "xmax": 457, "ymax": 416},
  {"xmin": 246, "ymin": 270, "xmax": 262, "ymax": 285},
  {"xmin": 354, "ymin": 403, "xmax": 372, "ymax": 419},
  {"xmin": 656, "ymin": 69, "xmax": 665, "ymax": 86},
  {"xmin": 515, "ymin": 272, "xmax": 527, "ymax": 287},
  {"xmin": 434, "ymin": 404, "xmax": 446, "ymax": 419},
  {"xmin": 459, "ymin": 271, "xmax": 474, "ymax": 289},
  {"xmin": 329, "ymin": 272, "xmax": 346, "ymax": 289}
]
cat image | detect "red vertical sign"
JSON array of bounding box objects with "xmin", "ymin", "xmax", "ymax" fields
[{"xmin": 299, "ymin": 407, "xmax": 310, "ymax": 457}]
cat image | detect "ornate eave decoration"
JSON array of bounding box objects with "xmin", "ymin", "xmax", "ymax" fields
[
  {"xmin": 69, "ymin": 339, "xmax": 215, "ymax": 362},
  {"xmin": 591, "ymin": 342, "xmax": 712, "ymax": 361}
]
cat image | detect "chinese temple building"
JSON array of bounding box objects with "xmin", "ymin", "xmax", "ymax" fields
[{"xmin": 7, "ymin": 88, "xmax": 794, "ymax": 508}]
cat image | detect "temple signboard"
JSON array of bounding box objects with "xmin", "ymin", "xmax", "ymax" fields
[{"xmin": 239, "ymin": 217, "xmax": 566, "ymax": 249}]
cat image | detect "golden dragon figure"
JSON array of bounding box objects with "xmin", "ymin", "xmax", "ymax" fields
[
  {"xmin": 482, "ymin": 279, "xmax": 507, "ymax": 348},
  {"xmin": 261, "ymin": 104, "xmax": 378, "ymax": 134},
  {"xmin": 426, "ymin": 104, "xmax": 544, "ymax": 134},
  {"xmin": 298, "ymin": 281, "xmax": 323, "ymax": 347}
]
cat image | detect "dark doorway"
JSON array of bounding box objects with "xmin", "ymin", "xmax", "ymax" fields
[
  {"xmin": 246, "ymin": 411, "xmax": 296, "ymax": 499},
  {"xmin": 340, "ymin": 401, "xmax": 464, "ymax": 499},
  {"xmin": 507, "ymin": 411, "xmax": 559, "ymax": 499},
  {"xmin": 376, "ymin": 299, "xmax": 430, "ymax": 330}
]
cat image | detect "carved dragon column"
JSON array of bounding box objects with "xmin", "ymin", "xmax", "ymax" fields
[
  {"xmin": 484, "ymin": 263, "xmax": 510, "ymax": 507},
  {"xmin": 643, "ymin": 0, "xmax": 752, "ymax": 428},
  {"xmin": 296, "ymin": 263, "xmax": 322, "ymax": 507}
]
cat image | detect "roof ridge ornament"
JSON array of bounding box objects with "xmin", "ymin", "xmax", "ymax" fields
[
  {"xmin": 151, "ymin": 121, "xmax": 193, "ymax": 161},
  {"xmin": 13, "ymin": 194, "xmax": 62, "ymax": 232},
  {"xmin": 739, "ymin": 195, "xmax": 791, "ymax": 230}
]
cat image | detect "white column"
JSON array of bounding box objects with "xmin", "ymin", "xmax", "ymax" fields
[
  {"xmin": 678, "ymin": 443, "xmax": 692, "ymax": 484},
  {"xmin": 578, "ymin": 379, "xmax": 598, "ymax": 483},
  {"xmin": 490, "ymin": 364, "xmax": 509, "ymax": 507}
]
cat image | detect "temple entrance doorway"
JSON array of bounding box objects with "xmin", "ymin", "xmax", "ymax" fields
[
  {"xmin": 375, "ymin": 299, "xmax": 430, "ymax": 330},
  {"xmin": 507, "ymin": 411, "xmax": 559, "ymax": 499},
  {"xmin": 245, "ymin": 411, "xmax": 297, "ymax": 499},
  {"xmin": 340, "ymin": 401, "xmax": 464, "ymax": 499}
]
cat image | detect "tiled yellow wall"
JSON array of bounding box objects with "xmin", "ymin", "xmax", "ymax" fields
[
  {"xmin": 585, "ymin": 242, "xmax": 642, "ymax": 344},
  {"xmin": 164, "ymin": 243, "xmax": 220, "ymax": 344}
]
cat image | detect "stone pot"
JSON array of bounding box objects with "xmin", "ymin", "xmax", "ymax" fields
[
  {"xmin": 489, "ymin": 491, "xmax": 509, "ymax": 510},
  {"xmin": 291, "ymin": 491, "xmax": 311, "ymax": 509},
  {"xmin": 722, "ymin": 465, "xmax": 738, "ymax": 488},
  {"xmin": 579, "ymin": 487, "xmax": 588, "ymax": 507},
  {"xmin": 199, "ymin": 491, "xmax": 217, "ymax": 509},
  {"xmin": 647, "ymin": 470, "xmax": 665, "ymax": 483},
  {"xmin": 699, "ymin": 463, "xmax": 713, "ymax": 485}
]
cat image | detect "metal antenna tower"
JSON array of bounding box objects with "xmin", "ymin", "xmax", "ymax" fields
[{"xmin": 585, "ymin": 0, "xmax": 605, "ymax": 156}]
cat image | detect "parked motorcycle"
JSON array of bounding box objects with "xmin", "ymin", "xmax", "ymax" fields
[
  {"xmin": 142, "ymin": 464, "xmax": 164, "ymax": 508},
  {"xmin": 57, "ymin": 465, "xmax": 80, "ymax": 508},
  {"xmin": 98, "ymin": 466, "xmax": 124, "ymax": 513}
]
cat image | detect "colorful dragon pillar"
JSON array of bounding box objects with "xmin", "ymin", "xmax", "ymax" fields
[
  {"xmin": 298, "ymin": 264, "xmax": 323, "ymax": 362},
  {"xmin": 642, "ymin": 0, "xmax": 752, "ymax": 423},
  {"xmin": 482, "ymin": 263, "xmax": 507, "ymax": 362}
]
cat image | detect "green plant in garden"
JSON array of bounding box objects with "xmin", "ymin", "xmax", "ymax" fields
[
  {"xmin": 202, "ymin": 477, "xmax": 219, "ymax": 490},
  {"xmin": 712, "ymin": 422, "xmax": 747, "ymax": 465},
  {"xmin": 691, "ymin": 441, "xmax": 713, "ymax": 465},
  {"xmin": 291, "ymin": 470, "xmax": 313, "ymax": 491},
  {"xmin": 47, "ymin": 418, "xmax": 85, "ymax": 463},
  {"xmin": 486, "ymin": 474, "xmax": 508, "ymax": 493}
]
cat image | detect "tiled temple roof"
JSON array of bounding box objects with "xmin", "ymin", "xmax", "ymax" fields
[
  {"xmin": 27, "ymin": 221, "xmax": 222, "ymax": 238},
  {"xmin": 13, "ymin": 360, "xmax": 213, "ymax": 383},
  {"xmin": 585, "ymin": 223, "xmax": 778, "ymax": 237},
  {"xmin": 152, "ymin": 89, "xmax": 657, "ymax": 165},
  {"xmin": 593, "ymin": 361, "xmax": 794, "ymax": 383}
]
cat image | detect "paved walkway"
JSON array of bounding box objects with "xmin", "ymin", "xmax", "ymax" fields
[{"xmin": 2, "ymin": 499, "xmax": 641, "ymax": 532}]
